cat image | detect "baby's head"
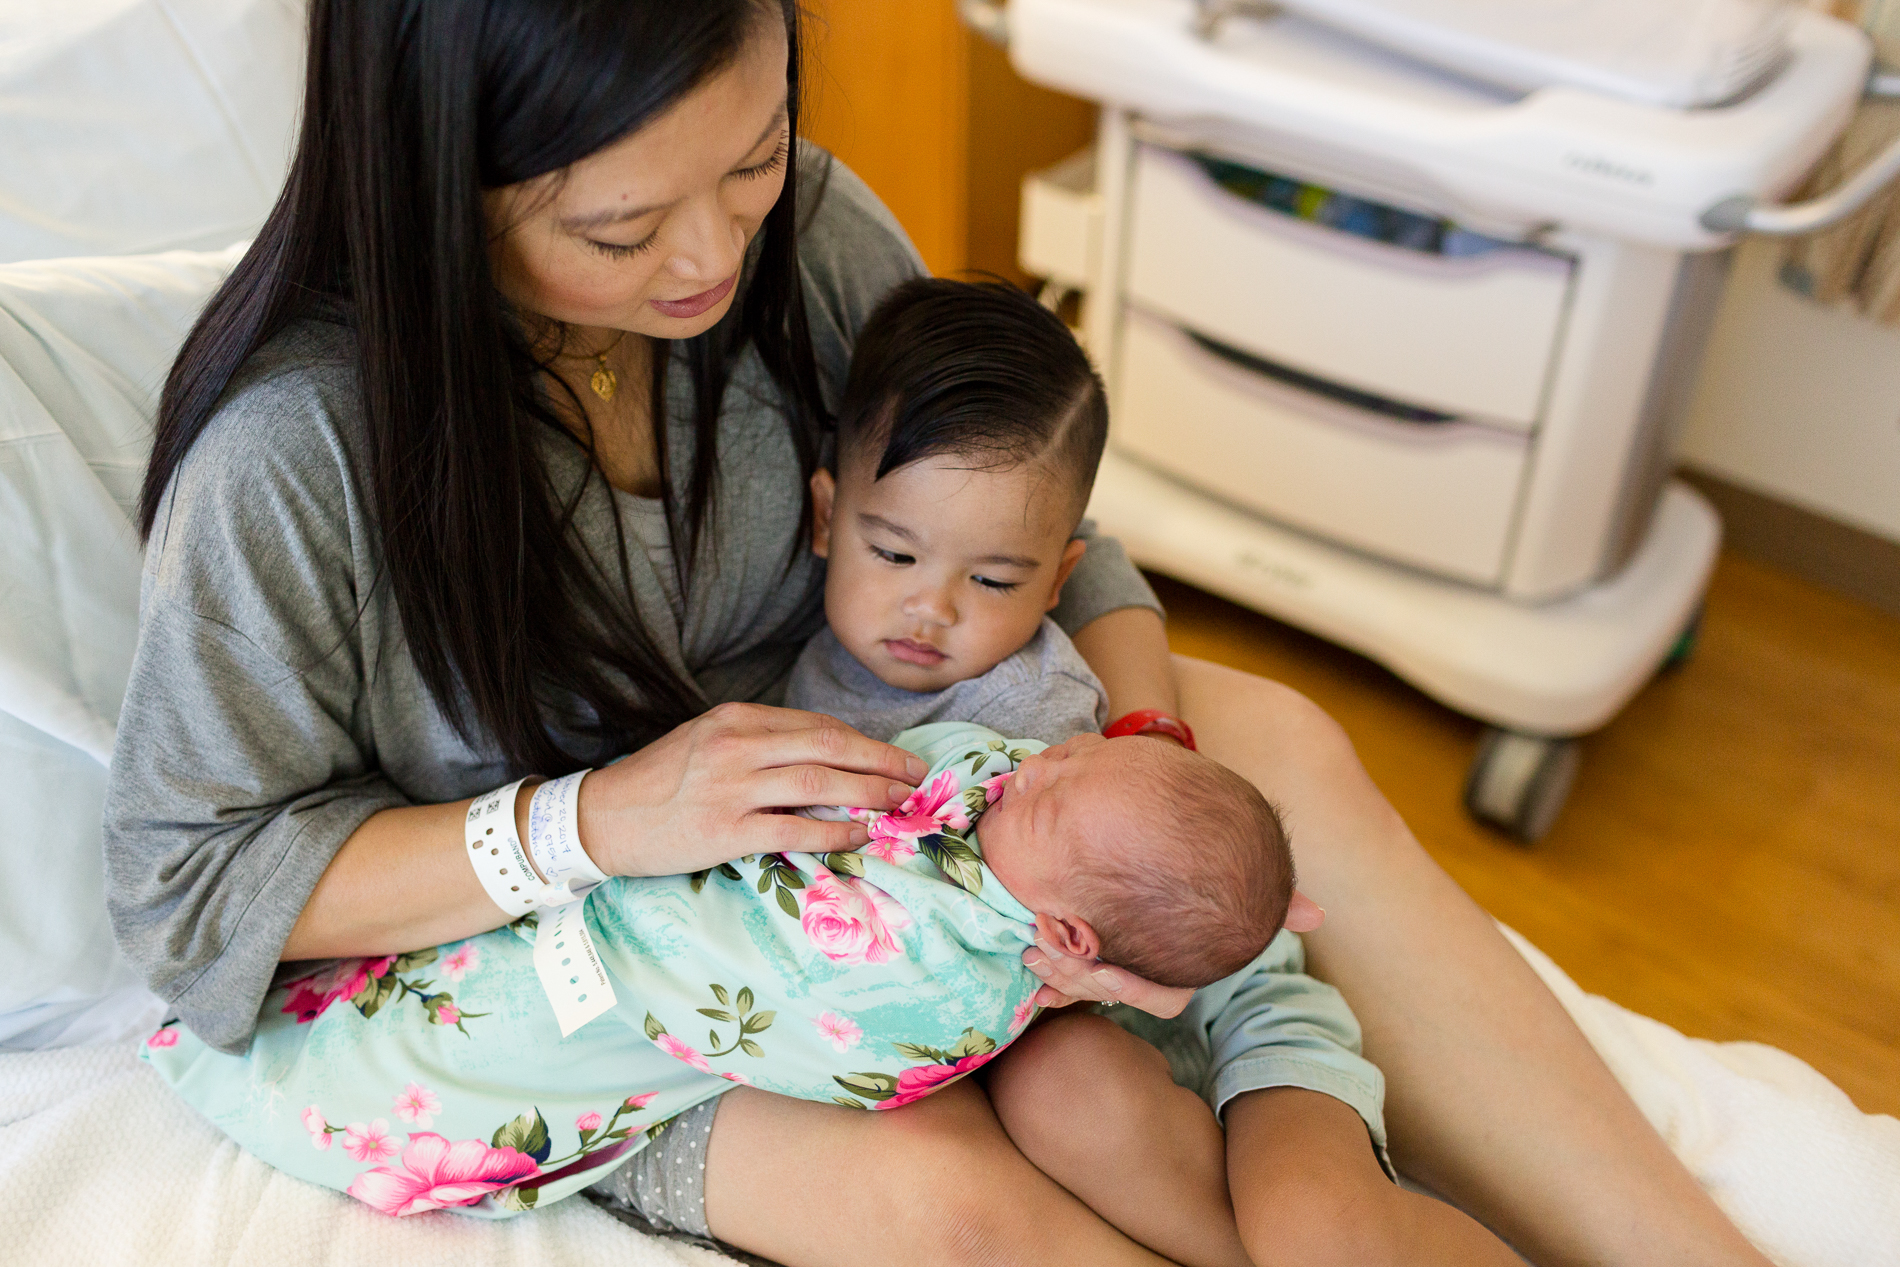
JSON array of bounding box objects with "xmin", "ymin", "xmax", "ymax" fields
[
  {"xmin": 977, "ymin": 734, "xmax": 1294, "ymax": 989},
  {"xmin": 811, "ymin": 278, "xmax": 1108, "ymax": 693}
]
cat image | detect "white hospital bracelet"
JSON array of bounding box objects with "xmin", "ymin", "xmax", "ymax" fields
[
  {"xmin": 526, "ymin": 770, "xmax": 610, "ymax": 903},
  {"xmin": 464, "ymin": 778, "xmax": 544, "ymax": 918}
]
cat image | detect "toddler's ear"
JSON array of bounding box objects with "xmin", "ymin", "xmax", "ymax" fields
[
  {"xmin": 1044, "ymin": 538, "xmax": 1089, "ymax": 612},
  {"xmin": 809, "ymin": 468, "xmax": 837, "ymax": 559}
]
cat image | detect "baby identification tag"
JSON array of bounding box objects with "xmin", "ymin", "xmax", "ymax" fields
[
  {"xmin": 526, "ymin": 771, "xmax": 616, "ymax": 1035},
  {"xmin": 533, "ymin": 899, "xmax": 615, "ymax": 1037}
]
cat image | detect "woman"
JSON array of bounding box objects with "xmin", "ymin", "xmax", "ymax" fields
[{"xmin": 105, "ymin": 2, "xmax": 1769, "ymax": 1264}]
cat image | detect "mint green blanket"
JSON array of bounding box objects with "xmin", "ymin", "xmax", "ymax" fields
[{"xmin": 145, "ymin": 724, "xmax": 1043, "ymax": 1217}]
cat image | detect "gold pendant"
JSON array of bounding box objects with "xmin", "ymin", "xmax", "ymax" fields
[{"xmin": 590, "ymin": 364, "xmax": 617, "ymax": 401}]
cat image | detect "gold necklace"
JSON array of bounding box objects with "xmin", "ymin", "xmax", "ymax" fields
[{"xmin": 559, "ymin": 327, "xmax": 631, "ymax": 402}]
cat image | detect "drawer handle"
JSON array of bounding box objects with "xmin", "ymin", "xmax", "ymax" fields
[{"xmin": 1185, "ymin": 331, "xmax": 1457, "ymax": 426}]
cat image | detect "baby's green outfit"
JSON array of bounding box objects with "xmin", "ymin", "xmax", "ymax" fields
[{"xmin": 148, "ymin": 724, "xmax": 1055, "ymax": 1217}]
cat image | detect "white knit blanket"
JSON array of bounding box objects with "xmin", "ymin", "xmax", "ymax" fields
[{"xmin": 4, "ymin": 929, "xmax": 1894, "ymax": 1267}]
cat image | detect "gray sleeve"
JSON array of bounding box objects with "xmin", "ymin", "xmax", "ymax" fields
[
  {"xmin": 103, "ymin": 362, "xmax": 406, "ymax": 1054},
  {"xmin": 1050, "ymin": 519, "xmax": 1164, "ymax": 636},
  {"xmin": 794, "ymin": 144, "xmax": 929, "ymax": 413}
]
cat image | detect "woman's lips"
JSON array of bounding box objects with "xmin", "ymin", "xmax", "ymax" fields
[
  {"xmin": 885, "ymin": 639, "xmax": 946, "ymax": 667},
  {"xmin": 649, "ymin": 273, "xmax": 736, "ymax": 320}
]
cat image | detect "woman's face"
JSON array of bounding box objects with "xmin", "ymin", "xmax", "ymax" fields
[{"xmin": 485, "ymin": 17, "xmax": 790, "ymax": 340}]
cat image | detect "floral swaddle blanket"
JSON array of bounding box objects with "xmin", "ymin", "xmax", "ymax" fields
[{"xmin": 144, "ymin": 724, "xmax": 1045, "ymax": 1219}]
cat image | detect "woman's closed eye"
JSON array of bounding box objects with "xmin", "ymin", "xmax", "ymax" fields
[
  {"xmin": 586, "ymin": 231, "xmax": 660, "ymax": 259},
  {"xmin": 731, "ymin": 134, "xmax": 790, "ymax": 182}
]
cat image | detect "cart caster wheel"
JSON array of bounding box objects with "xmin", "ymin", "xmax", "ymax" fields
[
  {"xmin": 1463, "ymin": 729, "xmax": 1581, "ymax": 844},
  {"xmin": 1663, "ymin": 603, "xmax": 1704, "ymax": 671}
]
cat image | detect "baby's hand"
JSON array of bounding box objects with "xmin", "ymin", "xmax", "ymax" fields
[{"xmin": 1022, "ymin": 913, "xmax": 1193, "ymax": 1019}]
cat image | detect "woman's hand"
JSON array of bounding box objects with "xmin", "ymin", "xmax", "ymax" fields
[
  {"xmin": 1022, "ymin": 913, "xmax": 1195, "ymax": 1019},
  {"xmin": 1021, "ymin": 894, "xmax": 1325, "ymax": 1019},
  {"xmin": 576, "ymin": 702, "xmax": 926, "ymax": 877}
]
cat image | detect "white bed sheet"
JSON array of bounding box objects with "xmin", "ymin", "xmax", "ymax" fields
[{"xmin": 4, "ymin": 928, "xmax": 1893, "ymax": 1267}]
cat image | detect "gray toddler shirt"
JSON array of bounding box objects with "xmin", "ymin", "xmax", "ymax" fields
[{"xmin": 785, "ymin": 618, "xmax": 1108, "ymax": 745}]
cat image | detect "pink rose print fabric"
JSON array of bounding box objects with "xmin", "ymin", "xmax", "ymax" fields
[
  {"xmin": 346, "ymin": 1133, "xmax": 541, "ymax": 1217},
  {"xmin": 143, "ymin": 723, "xmax": 1044, "ymax": 1223},
  {"xmin": 798, "ymin": 869, "xmax": 912, "ymax": 965}
]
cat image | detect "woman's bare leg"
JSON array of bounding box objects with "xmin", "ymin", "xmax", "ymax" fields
[
  {"xmin": 1176, "ymin": 655, "xmax": 1768, "ymax": 1267},
  {"xmin": 705, "ymin": 1078, "xmax": 1179, "ymax": 1267},
  {"xmin": 985, "ymin": 1011, "xmax": 1253, "ymax": 1267}
]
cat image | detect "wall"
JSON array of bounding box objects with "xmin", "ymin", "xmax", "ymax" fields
[
  {"xmin": 799, "ymin": 0, "xmax": 1095, "ymax": 279},
  {"xmin": 1679, "ymin": 240, "xmax": 1900, "ymax": 548}
]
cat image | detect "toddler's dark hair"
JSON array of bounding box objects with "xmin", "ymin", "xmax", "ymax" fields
[{"xmin": 837, "ymin": 278, "xmax": 1108, "ymax": 516}]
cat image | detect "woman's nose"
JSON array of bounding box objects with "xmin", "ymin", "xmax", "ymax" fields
[{"xmin": 662, "ymin": 196, "xmax": 745, "ymax": 284}]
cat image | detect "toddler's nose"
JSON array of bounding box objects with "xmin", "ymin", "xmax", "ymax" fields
[{"xmin": 901, "ymin": 582, "xmax": 956, "ymax": 626}]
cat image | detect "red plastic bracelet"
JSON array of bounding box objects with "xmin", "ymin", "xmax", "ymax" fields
[{"xmin": 1103, "ymin": 708, "xmax": 1197, "ymax": 751}]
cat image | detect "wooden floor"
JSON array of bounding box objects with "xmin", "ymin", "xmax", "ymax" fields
[{"xmin": 1153, "ymin": 553, "xmax": 1900, "ymax": 1118}]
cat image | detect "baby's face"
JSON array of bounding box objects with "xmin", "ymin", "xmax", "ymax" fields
[
  {"xmin": 812, "ymin": 455, "xmax": 1085, "ymax": 693},
  {"xmin": 974, "ymin": 733, "xmax": 1126, "ymax": 913}
]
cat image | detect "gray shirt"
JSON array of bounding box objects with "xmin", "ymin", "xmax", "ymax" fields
[
  {"xmin": 785, "ymin": 619, "xmax": 1107, "ymax": 745},
  {"xmin": 102, "ymin": 148, "xmax": 1160, "ymax": 1054}
]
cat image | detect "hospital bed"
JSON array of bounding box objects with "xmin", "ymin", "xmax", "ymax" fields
[{"xmin": 0, "ymin": 3, "xmax": 1894, "ymax": 1263}]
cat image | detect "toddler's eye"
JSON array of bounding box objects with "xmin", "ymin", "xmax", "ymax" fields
[
  {"xmin": 870, "ymin": 546, "xmax": 914, "ymax": 566},
  {"xmin": 973, "ymin": 575, "xmax": 1021, "ymax": 592}
]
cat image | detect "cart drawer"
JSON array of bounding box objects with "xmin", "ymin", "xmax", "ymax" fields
[
  {"xmin": 1114, "ymin": 311, "xmax": 1529, "ymax": 586},
  {"xmin": 1124, "ymin": 146, "xmax": 1572, "ymax": 429},
  {"xmin": 1020, "ymin": 149, "xmax": 1102, "ymax": 290}
]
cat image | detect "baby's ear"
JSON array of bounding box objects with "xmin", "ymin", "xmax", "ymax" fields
[
  {"xmin": 1036, "ymin": 910, "xmax": 1102, "ymax": 962},
  {"xmin": 1044, "ymin": 537, "xmax": 1088, "ymax": 612},
  {"xmin": 809, "ymin": 468, "xmax": 837, "ymax": 559}
]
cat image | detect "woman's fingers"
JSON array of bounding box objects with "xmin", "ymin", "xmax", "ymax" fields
[
  {"xmin": 754, "ymin": 812, "xmax": 873, "ymax": 857},
  {"xmin": 1022, "ymin": 943, "xmax": 1193, "ymax": 1020},
  {"xmin": 725, "ymin": 707, "xmax": 927, "ymax": 784},
  {"xmin": 751, "ymin": 764, "xmax": 915, "ymax": 814}
]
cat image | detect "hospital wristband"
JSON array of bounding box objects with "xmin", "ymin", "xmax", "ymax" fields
[
  {"xmin": 1103, "ymin": 709, "xmax": 1197, "ymax": 751},
  {"xmin": 526, "ymin": 769, "xmax": 610, "ymax": 903},
  {"xmin": 464, "ymin": 778, "xmax": 544, "ymax": 917}
]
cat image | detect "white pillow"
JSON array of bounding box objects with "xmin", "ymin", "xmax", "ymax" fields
[
  {"xmin": 0, "ymin": 245, "xmax": 243, "ymax": 1048},
  {"xmin": 0, "ymin": 0, "xmax": 304, "ymax": 263}
]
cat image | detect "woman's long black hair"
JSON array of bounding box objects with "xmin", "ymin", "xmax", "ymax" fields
[{"xmin": 139, "ymin": 0, "xmax": 828, "ymax": 771}]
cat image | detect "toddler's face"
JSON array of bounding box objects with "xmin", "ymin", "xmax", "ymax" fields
[{"xmin": 811, "ymin": 455, "xmax": 1085, "ymax": 693}]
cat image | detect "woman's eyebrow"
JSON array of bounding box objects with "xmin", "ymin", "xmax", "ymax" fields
[{"xmin": 560, "ymin": 100, "xmax": 790, "ymax": 233}]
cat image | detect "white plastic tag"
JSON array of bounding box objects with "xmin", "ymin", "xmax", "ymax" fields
[
  {"xmin": 527, "ymin": 770, "xmax": 609, "ymax": 904},
  {"xmin": 533, "ymin": 898, "xmax": 616, "ymax": 1037}
]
